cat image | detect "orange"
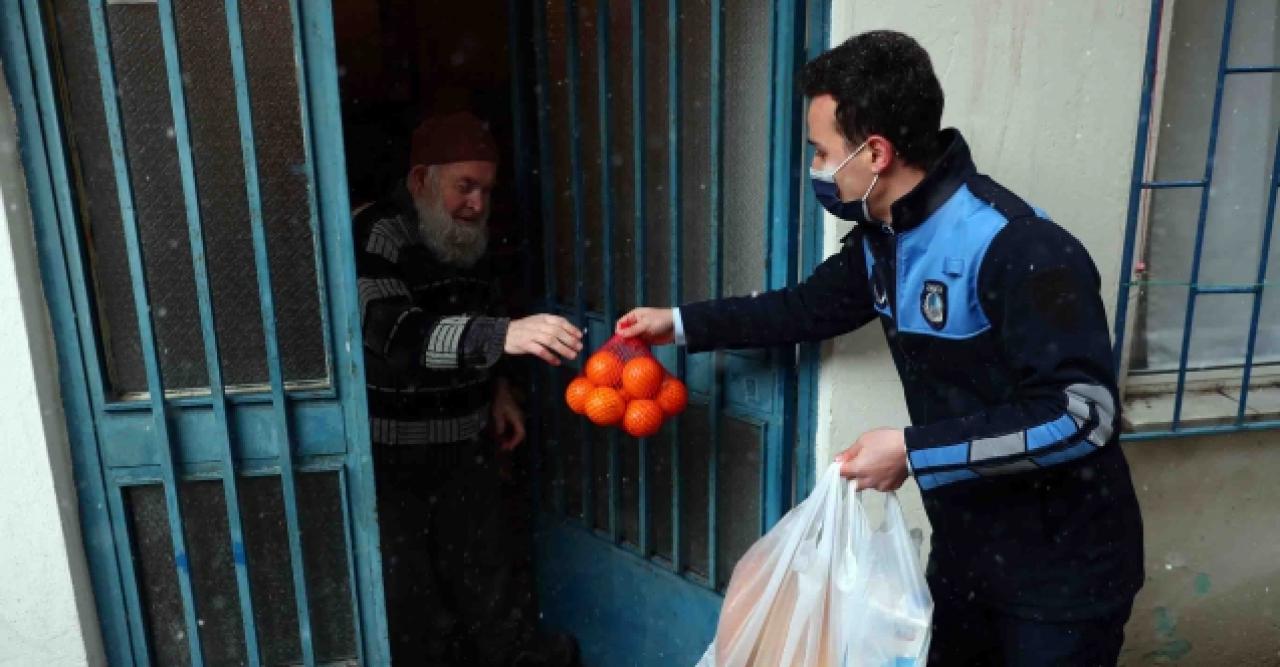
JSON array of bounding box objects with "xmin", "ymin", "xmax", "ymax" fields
[
  {"xmin": 655, "ymin": 377, "xmax": 688, "ymax": 416},
  {"xmin": 621, "ymin": 357, "xmax": 664, "ymax": 400},
  {"xmin": 564, "ymin": 376, "xmax": 595, "ymax": 414},
  {"xmin": 583, "ymin": 387, "xmax": 626, "ymax": 426},
  {"xmin": 623, "ymin": 399, "xmax": 665, "ymax": 438},
  {"xmin": 585, "ymin": 351, "xmax": 624, "ymax": 388}
]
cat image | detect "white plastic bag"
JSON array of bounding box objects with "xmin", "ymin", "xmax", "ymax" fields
[{"xmin": 697, "ymin": 464, "xmax": 932, "ymax": 667}]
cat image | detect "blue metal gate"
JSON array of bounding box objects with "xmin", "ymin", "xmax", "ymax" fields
[
  {"xmin": 508, "ymin": 1, "xmax": 827, "ymax": 664},
  {"xmin": 1, "ymin": 0, "xmax": 386, "ymax": 664}
]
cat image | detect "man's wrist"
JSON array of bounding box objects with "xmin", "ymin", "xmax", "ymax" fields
[
  {"xmin": 901, "ymin": 427, "xmax": 914, "ymax": 477},
  {"xmin": 671, "ymin": 307, "xmax": 687, "ymax": 346}
]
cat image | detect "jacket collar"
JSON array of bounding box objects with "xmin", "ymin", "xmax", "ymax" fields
[{"xmin": 879, "ymin": 128, "xmax": 976, "ymax": 234}]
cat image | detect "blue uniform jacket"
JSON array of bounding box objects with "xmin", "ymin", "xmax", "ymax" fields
[{"xmin": 679, "ymin": 129, "xmax": 1144, "ymax": 619}]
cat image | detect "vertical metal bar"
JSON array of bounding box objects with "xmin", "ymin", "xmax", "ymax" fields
[
  {"xmin": 1236, "ymin": 130, "xmax": 1280, "ymax": 423},
  {"xmin": 507, "ymin": 0, "xmax": 543, "ymax": 518},
  {"xmin": 706, "ymin": 0, "xmax": 725, "ymax": 588},
  {"xmin": 5, "ymin": 4, "xmax": 132, "ymax": 661},
  {"xmin": 667, "ymin": 0, "xmax": 684, "ymax": 573},
  {"xmin": 293, "ymin": 0, "xmax": 389, "ymax": 660},
  {"xmin": 597, "ymin": 0, "xmax": 621, "ymax": 543},
  {"xmin": 762, "ymin": 0, "xmax": 805, "ymax": 529},
  {"xmin": 14, "ymin": 0, "xmax": 111, "ymax": 410},
  {"xmin": 630, "ymin": 0, "xmax": 650, "ymax": 557},
  {"xmin": 286, "ymin": 0, "xmax": 335, "ymax": 379},
  {"xmin": 794, "ymin": 0, "xmax": 832, "ymax": 500},
  {"xmin": 1113, "ymin": 0, "xmax": 1167, "ymax": 367},
  {"xmin": 106, "ymin": 482, "xmax": 153, "ymax": 666},
  {"xmin": 1171, "ymin": 0, "xmax": 1236, "ymax": 428},
  {"xmin": 335, "ymin": 468, "xmax": 366, "ymax": 666},
  {"xmin": 84, "ymin": 2, "xmax": 206, "ymax": 663},
  {"xmin": 531, "ymin": 0, "xmax": 566, "ymax": 515},
  {"xmin": 153, "ymin": 2, "xmax": 262, "ymax": 662},
  {"xmin": 223, "ymin": 0, "xmax": 317, "ymax": 660},
  {"xmin": 565, "ymin": 0, "xmax": 593, "ymax": 526}
]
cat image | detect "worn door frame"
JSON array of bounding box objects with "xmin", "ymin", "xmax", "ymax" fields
[{"xmin": 0, "ymin": 1, "xmax": 388, "ymax": 663}]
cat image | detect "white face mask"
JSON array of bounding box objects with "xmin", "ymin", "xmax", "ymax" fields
[{"xmin": 808, "ymin": 139, "xmax": 869, "ymax": 183}]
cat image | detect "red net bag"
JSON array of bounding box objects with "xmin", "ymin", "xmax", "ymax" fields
[
  {"xmin": 597, "ymin": 333, "xmax": 654, "ymax": 363},
  {"xmin": 568, "ymin": 334, "xmax": 686, "ymax": 432}
]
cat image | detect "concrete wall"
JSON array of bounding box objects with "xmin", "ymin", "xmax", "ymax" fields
[
  {"xmin": 0, "ymin": 71, "xmax": 102, "ymax": 666},
  {"xmin": 817, "ymin": 1, "xmax": 1280, "ymax": 664}
]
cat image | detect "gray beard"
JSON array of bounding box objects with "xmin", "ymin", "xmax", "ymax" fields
[{"xmin": 414, "ymin": 195, "xmax": 489, "ymax": 268}]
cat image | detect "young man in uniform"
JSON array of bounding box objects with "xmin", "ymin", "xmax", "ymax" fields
[{"xmin": 617, "ymin": 31, "xmax": 1144, "ymax": 666}]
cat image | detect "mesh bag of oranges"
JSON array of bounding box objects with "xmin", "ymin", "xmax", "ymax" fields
[{"xmin": 564, "ymin": 335, "xmax": 688, "ymax": 438}]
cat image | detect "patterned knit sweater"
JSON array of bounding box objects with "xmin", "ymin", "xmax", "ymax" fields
[{"xmin": 354, "ymin": 188, "xmax": 509, "ymax": 447}]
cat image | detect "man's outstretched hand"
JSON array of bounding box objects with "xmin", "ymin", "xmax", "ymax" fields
[
  {"xmin": 505, "ymin": 314, "xmax": 583, "ymax": 366},
  {"xmin": 615, "ymin": 307, "xmax": 675, "ymax": 345}
]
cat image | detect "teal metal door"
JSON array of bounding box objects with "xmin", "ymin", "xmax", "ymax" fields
[
  {"xmin": 509, "ymin": 1, "xmax": 828, "ymax": 664},
  {"xmin": 1, "ymin": 0, "xmax": 386, "ymax": 664}
]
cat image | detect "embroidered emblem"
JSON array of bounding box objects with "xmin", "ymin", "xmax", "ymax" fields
[{"xmin": 921, "ymin": 280, "xmax": 947, "ymax": 330}]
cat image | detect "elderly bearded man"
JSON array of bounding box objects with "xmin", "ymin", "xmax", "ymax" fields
[{"xmin": 355, "ymin": 112, "xmax": 581, "ymax": 666}]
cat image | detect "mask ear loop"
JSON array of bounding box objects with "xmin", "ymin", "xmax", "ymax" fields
[{"xmin": 860, "ymin": 172, "xmax": 880, "ymax": 222}]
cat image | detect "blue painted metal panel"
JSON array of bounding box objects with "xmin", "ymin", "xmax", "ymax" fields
[
  {"xmin": 762, "ymin": 0, "xmax": 806, "ymax": 529},
  {"xmin": 706, "ymin": 0, "xmax": 725, "ymax": 588},
  {"xmin": 507, "ymin": 0, "xmax": 545, "ymax": 523},
  {"xmin": 1172, "ymin": 0, "xmax": 1233, "ymax": 432},
  {"xmin": 595, "ymin": 0, "xmax": 623, "ymax": 544},
  {"xmin": 106, "ymin": 480, "xmax": 153, "ymax": 665},
  {"xmin": 794, "ymin": 0, "xmax": 832, "ymax": 498},
  {"xmin": 85, "ymin": 1, "xmax": 206, "ymax": 659},
  {"xmin": 153, "ymin": 0, "xmax": 263, "ymax": 658},
  {"xmin": 528, "ymin": 0, "xmax": 823, "ymax": 659},
  {"xmin": 8, "ymin": 0, "xmax": 387, "ymax": 662},
  {"xmin": 667, "ymin": 0, "xmax": 685, "ymax": 574},
  {"xmin": 1236, "ymin": 130, "xmax": 1280, "ymax": 423},
  {"xmin": 563, "ymin": 0, "xmax": 595, "ymax": 527},
  {"xmin": 218, "ymin": 0, "xmax": 318, "ymax": 655},
  {"xmin": 1112, "ymin": 0, "xmax": 1166, "ymax": 366},
  {"xmin": 535, "ymin": 516, "xmax": 720, "ymax": 666},
  {"xmin": 99, "ymin": 399, "xmax": 348, "ymax": 468},
  {"xmin": 531, "ymin": 0, "xmax": 568, "ymax": 515},
  {"xmin": 630, "ymin": 0, "xmax": 650, "ymax": 557},
  {"xmin": 294, "ymin": 0, "xmax": 390, "ymax": 659}
]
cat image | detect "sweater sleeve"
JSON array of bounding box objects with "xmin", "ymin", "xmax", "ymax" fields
[{"xmin": 358, "ymin": 219, "xmax": 508, "ymax": 372}]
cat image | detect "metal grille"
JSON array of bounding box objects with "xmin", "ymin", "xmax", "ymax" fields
[{"xmin": 1114, "ymin": 0, "xmax": 1280, "ymax": 438}]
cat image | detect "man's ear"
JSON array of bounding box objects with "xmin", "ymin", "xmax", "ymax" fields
[
  {"xmin": 866, "ymin": 135, "xmax": 897, "ymax": 174},
  {"xmin": 406, "ymin": 164, "xmax": 430, "ymax": 198}
]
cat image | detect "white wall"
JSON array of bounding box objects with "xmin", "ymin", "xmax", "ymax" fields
[{"xmin": 0, "ymin": 71, "xmax": 103, "ymax": 666}]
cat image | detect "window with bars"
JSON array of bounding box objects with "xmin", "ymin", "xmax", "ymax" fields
[{"xmin": 1116, "ymin": 0, "xmax": 1280, "ymax": 437}]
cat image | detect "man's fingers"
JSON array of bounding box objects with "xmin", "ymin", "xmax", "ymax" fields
[
  {"xmin": 839, "ymin": 458, "xmax": 858, "ymax": 479},
  {"xmin": 528, "ymin": 342, "xmax": 559, "ymax": 366},
  {"xmin": 545, "ymin": 315, "xmax": 583, "ymax": 338},
  {"xmin": 544, "ymin": 336, "xmax": 578, "ymax": 361},
  {"xmin": 531, "ymin": 327, "xmax": 577, "ymax": 359},
  {"xmin": 560, "ymin": 322, "xmax": 585, "ymax": 343}
]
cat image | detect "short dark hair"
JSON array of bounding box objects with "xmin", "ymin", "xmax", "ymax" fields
[{"xmin": 800, "ymin": 30, "xmax": 945, "ymax": 168}]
